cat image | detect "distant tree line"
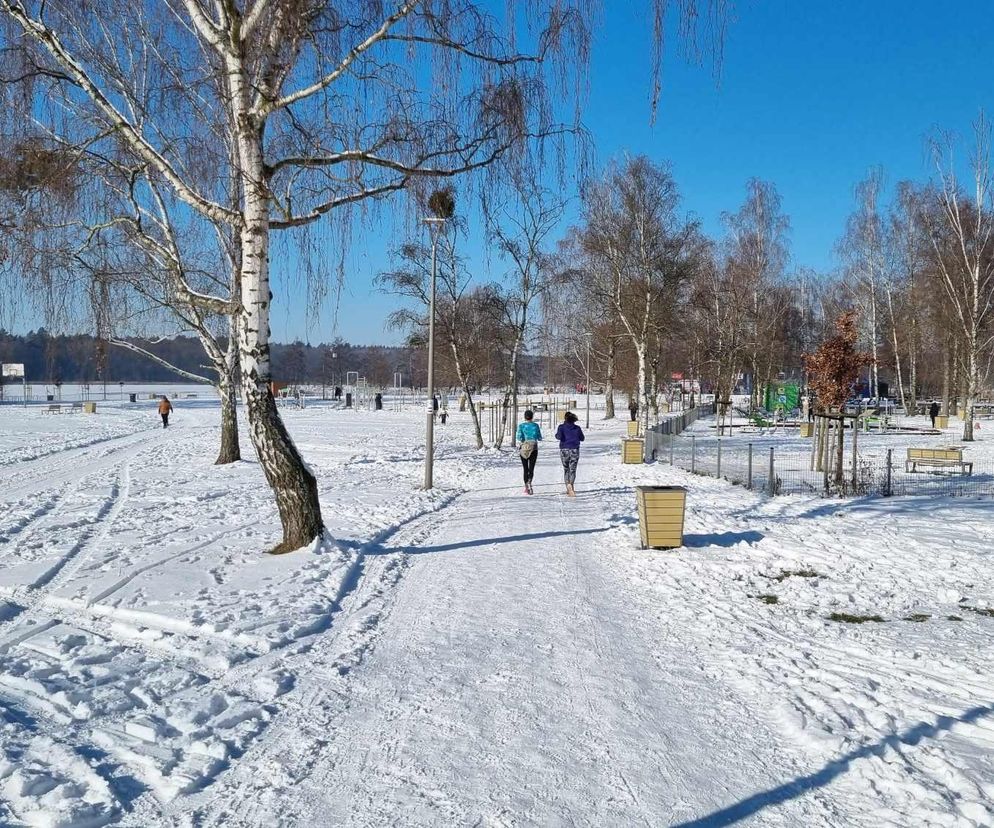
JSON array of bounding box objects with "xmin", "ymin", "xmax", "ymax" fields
[{"xmin": 0, "ymin": 329, "xmax": 551, "ymax": 390}]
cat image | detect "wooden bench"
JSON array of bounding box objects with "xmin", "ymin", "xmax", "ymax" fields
[
  {"xmin": 43, "ymin": 403, "xmax": 62, "ymax": 414},
  {"xmin": 861, "ymin": 414, "xmax": 889, "ymax": 432},
  {"xmin": 906, "ymin": 447, "xmax": 973, "ymax": 475}
]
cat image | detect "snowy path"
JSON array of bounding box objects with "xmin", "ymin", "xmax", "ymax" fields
[
  {"xmin": 2, "ymin": 402, "xmax": 992, "ymax": 826},
  {"xmin": 182, "ymin": 442, "xmax": 830, "ymax": 827}
]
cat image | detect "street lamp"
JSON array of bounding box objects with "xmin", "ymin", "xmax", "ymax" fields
[
  {"xmin": 422, "ymin": 205, "xmax": 454, "ymax": 490},
  {"xmin": 584, "ymin": 332, "xmax": 592, "ymax": 429}
]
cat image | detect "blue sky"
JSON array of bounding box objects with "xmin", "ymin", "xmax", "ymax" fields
[{"xmin": 270, "ymin": 0, "xmax": 994, "ymax": 346}]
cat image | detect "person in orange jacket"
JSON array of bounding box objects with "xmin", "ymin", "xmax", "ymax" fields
[{"xmin": 158, "ymin": 395, "xmax": 173, "ymax": 428}]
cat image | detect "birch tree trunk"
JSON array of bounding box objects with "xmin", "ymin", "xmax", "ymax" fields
[
  {"xmin": 964, "ymin": 336, "xmax": 978, "ymax": 441},
  {"xmin": 451, "ymin": 343, "xmax": 484, "ymax": 449},
  {"xmin": 868, "ymin": 284, "xmax": 879, "ymax": 398},
  {"xmin": 942, "ymin": 341, "xmax": 952, "ymax": 417},
  {"xmin": 603, "ymin": 338, "xmax": 616, "ymax": 420},
  {"xmin": 214, "ymin": 289, "xmax": 242, "ymax": 465},
  {"xmin": 636, "ymin": 343, "xmax": 650, "ymax": 438},
  {"xmin": 495, "ymin": 330, "xmax": 523, "ymax": 449},
  {"xmin": 885, "ymin": 288, "xmax": 906, "ymax": 412},
  {"xmin": 466, "ymin": 393, "xmax": 485, "ymax": 449},
  {"xmin": 234, "ymin": 120, "xmax": 322, "ymax": 553},
  {"xmin": 215, "ymin": 366, "xmax": 240, "ymax": 465}
]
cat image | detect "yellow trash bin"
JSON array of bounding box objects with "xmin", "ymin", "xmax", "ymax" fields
[
  {"xmin": 936, "ymin": 415, "xmax": 949, "ymax": 429},
  {"xmin": 627, "ymin": 420, "xmax": 640, "ymax": 437},
  {"xmin": 622, "ymin": 437, "xmax": 644, "ymax": 464},
  {"xmin": 799, "ymin": 422, "xmax": 813, "ymax": 438},
  {"xmin": 82, "ymin": 402, "xmax": 97, "ymax": 414},
  {"xmin": 636, "ymin": 485, "xmax": 687, "ymax": 549}
]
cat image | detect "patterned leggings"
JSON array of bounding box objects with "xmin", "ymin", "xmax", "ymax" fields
[{"xmin": 560, "ymin": 448, "xmax": 580, "ymax": 484}]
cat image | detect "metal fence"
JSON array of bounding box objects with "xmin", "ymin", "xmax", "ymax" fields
[{"xmin": 646, "ymin": 414, "xmax": 994, "ymax": 500}]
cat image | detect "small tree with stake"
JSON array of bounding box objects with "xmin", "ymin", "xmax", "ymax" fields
[{"xmin": 803, "ymin": 310, "xmax": 873, "ymax": 490}]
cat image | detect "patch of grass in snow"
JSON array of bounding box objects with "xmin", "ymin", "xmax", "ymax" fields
[
  {"xmin": 947, "ymin": 615, "xmax": 964, "ymax": 621},
  {"xmin": 768, "ymin": 568, "xmax": 822, "ymax": 583},
  {"xmin": 963, "ymin": 606, "xmax": 994, "ymax": 618},
  {"xmin": 754, "ymin": 594, "xmax": 780, "ymax": 605},
  {"xmin": 902, "ymin": 613, "xmax": 931, "ymax": 623},
  {"xmin": 828, "ymin": 612, "xmax": 886, "ymax": 624}
]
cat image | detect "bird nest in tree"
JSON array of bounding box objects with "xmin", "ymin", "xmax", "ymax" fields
[{"xmin": 427, "ymin": 187, "xmax": 456, "ymax": 220}]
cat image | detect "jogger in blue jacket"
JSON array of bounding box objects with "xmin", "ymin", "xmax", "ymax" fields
[{"xmin": 515, "ymin": 410, "xmax": 543, "ymax": 494}]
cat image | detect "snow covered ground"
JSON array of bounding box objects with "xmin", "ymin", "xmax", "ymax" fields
[{"xmin": 0, "ymin": 396, "xmax": 991, "ymax": 826}]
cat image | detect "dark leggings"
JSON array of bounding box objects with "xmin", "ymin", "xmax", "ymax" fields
[
  {"xmin": 161, "ymin": 413, "xmax": 169, "ymax": 428},
  {"xmin": 520, "ymin": 450, "xmax": 537, "ymax": 484}
]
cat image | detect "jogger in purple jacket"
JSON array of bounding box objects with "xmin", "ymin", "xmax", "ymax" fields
[{"xmin": 554, "ymin": 411, "xmax": 584, "ymax": 497}]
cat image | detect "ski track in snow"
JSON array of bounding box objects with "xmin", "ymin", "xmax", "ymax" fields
[
  {"xmin": 0, "ymin": 400, "xmax": 992, "ymax": 826},
  {"xmin": 0, "ymin": 404, "xmax": 499, "ymax": 827}
]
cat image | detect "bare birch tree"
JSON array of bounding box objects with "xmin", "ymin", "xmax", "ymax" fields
[
  {"xmin": 920, "ymin": 116, "xmax": 994, "ymax": 441},
  {"xmin": 722, "ymin": 179, "xmax": 791, "ymax": 409},
  {"xmin": 488, "ymin": 183, "xmax": 564, "ymax": 447},
  {"xmin": 577, "ymin": 156, "xmax": 701, "ymax": 435},
  {"xmin": 0, "ymin": 0, "xmax": 593, "ymax": 551},
  {"xmin": 839, "ymin": 168, "xmax": 886, "ymax": 399},
  {"xmin": 378, "ymin": 226, "xmax": 489, "ymax": 448}
]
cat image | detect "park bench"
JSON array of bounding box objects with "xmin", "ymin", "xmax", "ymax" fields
[
  {"xmin": 905, "ymin": 447, "xmax": 972, "ymax": 475},
  {"xmin": 69, "ymin": 402, "xmax": 83, "ymax": 414},
  {"xmin": 742, "ymin": 410, "xmax": 777, "ymax": 433},
  {"xmin": 43, "ymin": 403, "xmax": 62, "ymax": 414},
  {"xmin": 861, "ymin": 414, "xmax": 889, "ymax": 432}
]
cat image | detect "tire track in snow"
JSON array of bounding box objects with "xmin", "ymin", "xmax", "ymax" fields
[{"xmin": 0, "ymin": 428, "xmax": 152, "ymax": 501}]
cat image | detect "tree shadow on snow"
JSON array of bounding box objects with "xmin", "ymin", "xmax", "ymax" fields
[
  {"xmin": 682, "ymin": 530, "xmax": 764, "ymax": 548},
  {"xmin": 669, "ymin": 702, "xmax": 994, "ymax": 827},
  {"xmin": 370, "ymin": 526, "xmax": 614, "ymax": 556}
]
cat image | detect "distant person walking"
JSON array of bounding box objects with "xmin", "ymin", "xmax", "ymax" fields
[
  {"xmin": 158, "ymin": 395, "xmax": 173, "ymax": 429},
  {"xmin": 555, "ymin": 411, "xmax": 585, "ymax": 497},
  {"xmin": 929, "ymin": 401, "xmax": 940, "ymax": 429},
  {"xmin": 440, "ymin": 410, "xmax": 448, "ymax": 425},
  {"xmin": 629, "ymin": 398, "xmax": 638, "ymax": 422},
  {"xmin": 516, "ymin": 409, "xmax": 543, "ymax": 495}
]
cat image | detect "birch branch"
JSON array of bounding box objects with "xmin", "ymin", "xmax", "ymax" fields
[{"xmin": 109, "ymin": 338, "xmax": 214, "ymax": 383}]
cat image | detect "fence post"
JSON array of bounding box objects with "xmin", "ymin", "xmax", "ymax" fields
[
  {"xmin": 691, "ymin": 435, "xmax": 696, "ymax": 474},
  {"xmin": 670, "ymin": 433, "xmax": 675, "ymax": 466},
  {"xmin": 885, "ymin": 448, "xmax": 892, "ymax": 497},
  {"xmin": 747, "ymin": 443, "xmax": 753, "ymax": 490},
  {"xmin": 768, "ymin": 446, "xmax": 776, "ymax": 495},
  {"xmin": 717, "ymin": 438, "xmax": 722, "ymax": 479}
]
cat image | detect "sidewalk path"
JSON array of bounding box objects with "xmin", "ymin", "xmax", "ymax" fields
[{"xmin": 270, "ymin": 437, "xmax": 831, "ymax": 827}]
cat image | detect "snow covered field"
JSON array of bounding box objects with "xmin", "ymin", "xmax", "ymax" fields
[{"xmin": 0, "ymin": 397, "xmax": 991, "ymax": 826}]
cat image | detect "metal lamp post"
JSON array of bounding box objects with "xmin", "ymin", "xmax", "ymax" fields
[{"xmin": 423, "ymin": 216, "xmax": 447, "ymax": 489}]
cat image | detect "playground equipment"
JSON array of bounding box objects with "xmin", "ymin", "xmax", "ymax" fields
[{"xmin": 763, "ymin": 382, "xmax": 800, "ymax": 416}]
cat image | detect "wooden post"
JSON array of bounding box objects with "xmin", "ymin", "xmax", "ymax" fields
[
  {"xmin": 851, "ymin": 415, "xmax": 858, "ymax": 492},
  {"xmin": 822, "ymin": 418, "xmax": 830, "ymax": 493}
]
